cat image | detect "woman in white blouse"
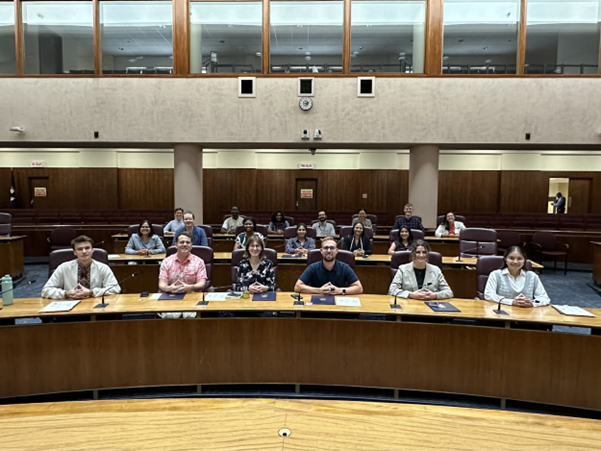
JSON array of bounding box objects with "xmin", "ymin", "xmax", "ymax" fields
[
  {"xmin": 435, "ymin": 212, "xmax": 466, "ymax": 238},
  {"xmin": 484, "ymin": 246, "xmax": 550, "ymax": 308}
]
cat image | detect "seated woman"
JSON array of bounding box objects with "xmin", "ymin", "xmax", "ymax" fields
[
  {"xmin": 387, "ymin": 240, "xmax": 453, "ymax": 300},
  {"xmin": 341, "ymin": 222, "xmax": 372, "ymax": 257},
  {"xmin": 484, "ymin": 246, "xmax": 550, "ymax": 308},
  {"xmin": 388, "ymin": 226, "xmax": 413, "ymax": 255},
  {"xmin": 285, "ymin": 223, "xmax": 316, "ymax": 256},
  {"xmin": 268, "ymin": 210, "xmax": 290, "ymax": 235},
  {"xmin": 234, "ymin": 216, "xmax": 264, "ymax": 250},
  {"xmin": 235, "ymin": 235, "xmax": 276, "ymax": 293},
  {"xmin": 125, "ymin": 220, "xmax": 166, "ymax": 255},
  {"xmin": 435, "ymin": 212, "xmax": 466, "ymax": 238},
  {"xmin": 351, "ymin": 209, "xmax": 373, "ymax": 229}
]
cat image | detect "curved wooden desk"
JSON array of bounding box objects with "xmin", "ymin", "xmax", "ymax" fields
[
  {"xmin": 1, "ymin": 294, "xmax": 600, "ymax": 412},
  {"xmin": 1, "ymin": 398, "xmax": 600, "ymax": 451}
]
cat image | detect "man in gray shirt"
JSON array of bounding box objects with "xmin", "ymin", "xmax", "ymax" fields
[{"xmin": 312, "ymin": 211, "xmax": 335, "ymax": 236}]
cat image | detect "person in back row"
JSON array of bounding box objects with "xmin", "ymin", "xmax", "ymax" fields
[
  {"xmin": 164, "ymin": 207, "xmax": 184, "ymax": 233},
  {"xmin": 268, "ymin": 210, "xmax": 289, "ymax": 235},
  {"xmin": 294, "ymin": 237, "xmax": 363, "ymax": 295},
  {"xmin": 341, "ymin": 222, "xmax": 372, "ymax": 257},
  {"xmin": 435, "ymin": 212, "xmax": 466, "ymax": 238},
  {"xmin": 351, "ymin": 208, "xmax": 372, "ymax": 229},
  {"xmin": 173, "ymin": 211, "xmax": 208, "ymax": 247},
  {"xmin": 393, "ymin": 203, "xmax": 424, "ymax": 232},
  {"xmin": 387, "ymin": 240, "xmax": 453, "ymax": 300},
  {"xmin": 313, "ymin": 210, "xmax": 335, "ymax": 237},
  {"xmin": 234, "ymin": 216, "xmax": 264, "ymax": 250},
  {"xmin": 126, "ymin": 220, "xmax": 166, "ymax": 255},
  {"xmin": 221, "ymin": 206, "xmax": 245, "ymax": 233},
  {"xmin": 484, "ymin": 246, "xmax": 550, "ymax": 308},
  {"xmin": 388, "ymin": 226, "xmax": 413, "ymax": 254},
  {"xmin": 285, "ymin": 223, "xmax": 316, "ymax": 256},
  {"xmin": 42, "ymin": 235, "xmax": 120, "ymax": 299}
]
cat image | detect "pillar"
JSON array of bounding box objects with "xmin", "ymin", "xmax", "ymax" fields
[
  {"xmin": 174, "ymin": 144, "xmax": 203, "ymax": 223},
  {"xmin": 412, "ymin": 22, "xmax": 425, "ymax": 73},
  {"xmin": 409, "ymin": 145, "xmax": 439, "ymax": 229},
  {"xmin": 190, "ymin": 22, "xmax": 202, "ymax": 73}
]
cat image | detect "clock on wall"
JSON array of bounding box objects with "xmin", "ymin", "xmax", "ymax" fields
[{"xmin": 299, "ymin": 97, "xmax": 313, "ymax": 111}]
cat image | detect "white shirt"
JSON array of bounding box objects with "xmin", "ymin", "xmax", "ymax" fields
[
  {"xmin": 435, "ymin": 221, "xmax": 466, "ymax": 238},
  {"xmin": 42, "ymin": 260, "xmax": 121, "ymax": 299},
  {"xmin": 484, "ymin": 268, "xmax": 550, "ymax": 307}
]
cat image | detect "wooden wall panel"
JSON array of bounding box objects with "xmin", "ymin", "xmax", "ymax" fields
[
  {"xmin": 0, "ymin": 168, "xmax": 12, "ymax": 209},
  {"xmin": 499, "ymin": 171, "xmax": 548, "ymax": 213},
  {"xmin": 438, "ymin": 171, "xmax": 501, "ymax": 214},
  {"xmin": 540, "ymin": 171, "xmax": 601, "ymax": 215},
  {"xmin": 118, "ymin": 169, "xmax": 173, "ymax": 210}
]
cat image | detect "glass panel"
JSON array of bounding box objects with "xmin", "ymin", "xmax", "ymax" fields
[
  {"xmin": 100, "ymin": 1, "xmax": 173, "ymax": 74},
  {"xmin": 270, "ymin": 1, "xmax": 343, "ymax": 73},
  {"xmin": 23, "ymin": 1, "xmax": 94, "ymax": 74},
  {"xmin": 350, "ymin": 1, "xmax": 426, "ymax": 73},
  {"xmin": 442, "ymin": 0, "xmax": 520, "ymax": 74},
  {"xmin": 525, "ymin": 0, "xmax": 600, "ymax": 74},
  {"xmin": 0, "ymin": 2, "xmax": 16, "ymax": 74},
  {"xmin": 190, "ymin": 2, "xmax": 262, "ymax": 74}
]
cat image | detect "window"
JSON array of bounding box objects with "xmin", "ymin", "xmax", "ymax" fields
[
  {"xmin": 0, "ymin": 1, "xmax": 15, "ymax": 74},
  {"xmin": 270, "ymin": 1, "xmax": 344, "ymax": 73},
  {"xmin": 23, "ymin": 1, "xmax": 94, "ymax": 74},
  {"xmin": 100, "ymin": 1, "xmax": 173, "ymax": 74},
  {"xmin": 525, "ymin": 0, "xmax": 600, "ymax": 74},
  {"xmin": 350, "ymin": 1, "xmax": 426, "ymax": 73},
  {"xmin": 442, "ymin": 0, "xmax": 520, "ymax": 74},
  {"xmin": 190, "ymin": 1, "xmax": 262, "ymax": 74}
]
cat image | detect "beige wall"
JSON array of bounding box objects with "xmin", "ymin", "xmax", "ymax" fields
[{"xmin": 2, "ymin": 78, "xmax": 601, "ymax": 147}]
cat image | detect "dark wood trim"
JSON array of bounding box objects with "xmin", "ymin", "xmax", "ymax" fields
[
  {"xmin": 93, "ymin": 0, "xmax": 101, "ymax": 75},
  {"xmin": 262, "ymin": 0, "xmax": 269, "ymax": 74},
  {"xmin": 517, "ymin": 0, "xmax": 528, "ymax": 74},
  {"xmin": 342, "ymin": 0, "xmax": 351, "ymax": 75},
  {"xmin": 173, "ymin": 0, "xmax": 189, "ymax": 75},
  {"xmin": 424, "ymin": 0, "xmax": 442, "ymax": 75},
  {"xmin": 14, "ymin": 0, "xmax": 23, "ymax": 75}
]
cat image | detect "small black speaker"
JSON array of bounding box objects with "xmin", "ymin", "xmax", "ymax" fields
[
  {"xmin": 238, "ymin": 77, "xmax": 256, "ymax": 97},
  {"xmin": 357, "ymin": 77, "xmax": 375, "ymax": 97}
]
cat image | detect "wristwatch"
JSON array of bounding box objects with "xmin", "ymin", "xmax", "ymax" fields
[{"xmin": 342, "ymin": 288, "xmax": 346, "ymax": 296}]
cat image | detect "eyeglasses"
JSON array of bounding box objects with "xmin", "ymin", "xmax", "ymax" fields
[{"xmin": 322, "ymin": 246, "xmax": 336, "ymax": 251}]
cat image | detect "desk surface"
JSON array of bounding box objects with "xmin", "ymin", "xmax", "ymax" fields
[{"xmin": 0, "ymin": 235, "xmax": 26, "ymax": 242}]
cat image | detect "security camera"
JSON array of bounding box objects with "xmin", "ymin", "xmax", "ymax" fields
[
  {"xmin": 301, "ymin": 130, "xmax": 310, "ymax": 139},
  {"xmin": 309, "ymin": 148, "xmax": 316, "ymax": 155},
  {"xmin": 314, "ymin": 129, "xmax": 322, "ymax": 139}
]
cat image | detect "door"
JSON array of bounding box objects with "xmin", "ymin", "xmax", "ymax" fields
[
  {"xmin": 568, "ymin": 178, "xmax": 591, "ymax": 214},
  {"xmin": 296, "ymin": 179, "xmax": 317, "ymax": 211},
  {"xmin": 28, "ymin": 177, "xmax": 51, "ymax": 208}
]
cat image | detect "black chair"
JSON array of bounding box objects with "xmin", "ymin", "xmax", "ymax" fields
[
  {"xmin": 459, "ymin": 228, "xmax": 497, "ymax": 257},
  {"xmin": 0, "ymin": 212, "xmax": 11, "ymax": 236},
  {"xmin": 284, "ymin": 216, "xmax": 295, "ymax": 226},
  {"xmin": 48, "ymin": 227, "xmax": 77, "ymax": 251},
  {"xmin": 166, "ymin": 245, "xmax": 214, "ymax": 291},
  {"xmin": 307, "ymin": 248, "xmax": 356, "ymax": 270},
  {"xmin": 48, "ymin": 248, "xmax": 109, "ymax": 277}
]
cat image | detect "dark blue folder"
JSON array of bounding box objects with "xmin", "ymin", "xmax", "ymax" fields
[
  {"xmin": 159, "ymin": 292, "xmax": 186, "ymax": 301},
  {"xmin": 252, "ymin": 292, "xmax": 277, "ymax": 301},
  {"xmin": 311, "ymin": 295, "xmax": 335, "ymax": 305},
  {"xmin": 425, "ymin": 301, "xmax": 460, "ymax": 312}
]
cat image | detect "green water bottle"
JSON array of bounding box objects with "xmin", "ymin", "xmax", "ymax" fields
[{"xmin": 1, "ymin": 274, "xmax": 13, "ymax": 306}]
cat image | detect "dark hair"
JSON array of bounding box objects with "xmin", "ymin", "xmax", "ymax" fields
[
  {"xmin": 176, "ymin": 231, "xmax": 193, "ymax": 243},
  {"xmin": 183, "ymin": 210, "xmax": 195, "ymax": 219},
  {"xmin": 72, "ymin": 235, "xmax": 94, "ymax": 249},
  {"xmin": 138, "ymin": 220, "xmax": 154, "ymax": 238},
  {"xmin": 174, "ymin": 207, "xmax": 184, "ymax": 214},
  {"xmin": 502, "ymin": 246, "xmax": 529, "ymax": 272},
  {"xmin": 404, "ymin": 203, "xmax": 413, "ymax": 208},
  {"xmin": 271, "ymin": 210, "xmax": 286, "ymax": 224},
  {"xmin": 243, "ymin": 216, "xmax": 257, "ymax": 231},
  {"xmin": 410, "ymin": 239, "xmax": 430, "ymax": 262},
  {"xmin": 352, "ymin": 221, "xmax": 365, "ymax": 236},
  {"xmin": 358, "ymin": 208, "xmax": 367, "ymax": 214},
  {"xmin": 397, "ymin": 226, "xmax": 413, "ymax": 245},
  {"xmin": 243, "ymin": 234, "xmax": 266, "ymax": 260},
  {"xmin": 441, "ymin": 212, "xmax": 455, "ymax": 231},
  {"xmin": 557, "ymin": 192, "xmax": 562, "ymax": 197},
  {"xmin": 296, "ymin": 222, "xmax": 308, "ymax": 231}
]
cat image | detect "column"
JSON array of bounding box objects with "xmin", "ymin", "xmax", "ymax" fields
[
  {"xmin": 190, "ymin": 22, "xmax": 202, "ymax": 73},
  {"xmin": 409, "ymin": 145, "xmax": 439, "ymax": 229},
  {"xmin": 412, "ymin": 23, "xmax": 425, "ymax": 73},
  {"xmin": 174, "ymin": 144, "xmax": 203, "ymax": 223}
]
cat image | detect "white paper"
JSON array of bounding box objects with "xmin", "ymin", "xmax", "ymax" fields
[
  {"xmin": 39, "ymin": 300, "xmax": 81, "ymax": 313},
  {"xmin": 149, "ymin": 293, "xmax": 162, "ymax": 300},
  {"xmin": 552, "ymin": 305, "xmax": 595, "ymax": 317},
  {"xmin": 204, "ymin": 293, "xmax": 228, "ymax": 301},
  {"xmin": 336, "ymin": 297, "xmax": 361, "ymax": 307},
  {"xmin": 108, "ymin": 254, "xmax": 121, "ymax": 258}
]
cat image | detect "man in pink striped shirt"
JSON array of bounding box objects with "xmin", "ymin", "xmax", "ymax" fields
[{"xmin": 159, "ymin": 232, "xmax": 207, "ymax": 293}]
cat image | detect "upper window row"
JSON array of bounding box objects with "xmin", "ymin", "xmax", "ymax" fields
[{"xmin": 0, "ymin": 0, "xmax": 599, "ymax": 75}]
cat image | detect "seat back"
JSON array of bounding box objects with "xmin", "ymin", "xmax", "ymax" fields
[
  {"xmin": 389, "ymin": 250, "xmax": 442, "ymax": 279},
  {"xmin": 230, "ymin": 248, "xmax": 278, "ymax": 290},
  {"xmin": 284, "ymin": 216, "xmax": 295, "ymax": 226},
  {"xmin": 532, "ymin": 232, "xmax": 557, "ymax": 252},
  {"xmin": 49, "ymin": 227, "xmax": 77, "ymax": 250},
  {"xmin": 283, "ymin": 226, "xmax": 317, "ymax": 240},
  {"xmin": 234, "ymin": 225, "xmax": 269, "ymax": 238},
  {"xmin": 389, "ymin": 229, "xmax": 423, "ymax": 244},
  {"xmin": 0, "ymin": 212, "xmax": 11, "ymax": 236},
  {"xmin": 437, "ymin": 215, "xmax": 466, "ymax": 225},
  {"xmin": 165, "ymin": 246, "xmax": 213, "ymax": 291},
  {"xmin": 127, "ymin": 225, "xmax": 138, "ymax": 237},
  {"xmin": 311, "ymin": 219, "xmax": 336, "ymax": 227},
  {"xmin": 496, "ymin": 231, "xmax": 522, "ymax": 253},
  {"xmin": 48, "ymin": 248, "xmax": 109, "ymax": 276},
  {"xmin": 198, "ymin": 224, "xmax": 213, "ymax": 248},
  {"xmin": 459, "ymin": 228, "xmax": 497, "ymax": 257},
  {"xmin": 340, "ymin": 226, "xmax": 374, "ymax": 240},
  {"xmin": 351, "ymin": 213, "xmax": 378, "ymax": 224},
  {"xmin": 475, "ymin": 256, "xmax": 504, "ymax": 299},
  {"xmin": 307, "ymin": 248, "xmax": 356, "ymax": 270}
]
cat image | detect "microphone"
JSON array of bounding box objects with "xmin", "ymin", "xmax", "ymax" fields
[
  {"xmin": 456, "ymin": 245, "xmax": 484, "ymax": 262},
  {"xmin": 389, "ymin": 292, "xmax": 402, "ymax": 310},
  {"xmin": 197, "ymin": 284, "xmax": 234, "ymax": 306},
  {"xmin": 94, "ymin": 272, "xmax": 138, "ymax": 309},
  {"xmin": 493, "ymin": 297, "xmax": 509, "ymax": 316},
  {"xmin": 0, "ymin": 278, "xmax": 36, "ymax": 309},
  {"xmin": 291, "ymin": 287, "xmax": 304, "ymax": 306}
]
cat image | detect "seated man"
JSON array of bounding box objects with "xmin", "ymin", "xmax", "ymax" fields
[
  {"xmin": 42, "ymin": 235, "xmax": 120, "ymax": 299},
  {"xmin": 294, "ymin": 237, "xmax": 363, "ymax": 295},
  {"xmin": 173, "ymin": 211, "xmax": 208, "ymax": 246},
  {"xmin": 158, "ymin": 232, "xmax": 207, "ymax": 318},
  {"xmin": 164, "ymin": 207, "xmax": 184, "ymax": 233},
  {"xmin": 312, "ymin": 211, "xmax": 336, "ymax": 237},
  {"xmin": 221, "ymin": 206, "xmax": 245, "ymax": 234},
  {"xmin": 393, "ymin": 203, "xmax": 425, "ymax": 232}
]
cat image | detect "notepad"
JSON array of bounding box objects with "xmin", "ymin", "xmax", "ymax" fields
[
  {"xmin": 158, "ymin": 293, "xmax": 186, "ymax": 300},
  {"xmin": 552, "ymin": 305, "xmax": 595, "ymax": 317},
  {"xmin": 425, "ymin": 301, "xmax": 460, "ymax": 313},
  {"xmin": 253, "ymin": 292, "xmax": 277, "ymax": 301},
  {"xmin": 204, "ymin": 293, "xmax": 228, "ymax": 301},
  {"xmin": 336, "ymin": 297, "xmax": 361, "ymax": 307},
  {"xmin": 149, "ymin": 293, "xmax": 162, "ymax": 300},
  {"xmin": 280, "ymin": 254, "xmax": 303, "ymax": 258},
  {"xmin": 311, "ymin": 295, "xmax": 335, "ymax": 305},
  {"xmin": 108, "ymin": 254, "xmax": 121, "ymax": 258},
  {"xmin": 39, "ymin": 300, "xmax": 81, "ymax": 313}
]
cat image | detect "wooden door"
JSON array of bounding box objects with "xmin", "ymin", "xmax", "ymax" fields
[
  {"xmin": 28, "ymin": 177, "xmax": 51, "ymax": 209},
  {"xmin": 568, "ymin": 178, "xmax": 591, "ymax": 214},
  {"xmin": 296, "ymin": 179, "xmax": 317, "ymax": 211}
]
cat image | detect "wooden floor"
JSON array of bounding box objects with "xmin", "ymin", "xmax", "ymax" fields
[{"xmin": 0, "ymin": 398, "xmax": 600, "ymax": 450}]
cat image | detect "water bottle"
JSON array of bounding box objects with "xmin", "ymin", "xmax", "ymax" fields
[{"xmin": 1, "ymin": 274, "xmax": 13, "ymax": 306}]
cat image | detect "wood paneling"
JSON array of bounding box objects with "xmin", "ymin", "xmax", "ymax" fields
[
  {"xmin": 438, "ymin": 171, "xmax": 501, "ymax": 214},
  {"xmin": 117, "ymin": 169, "xmax": 174, "ymax": 210},
  {"xmin": 499, "ymin": 171, "xmax": 547, "ymax": 213},
  {"xmin": 0, "ymin": 168, "xmax": 12, "ymax": 208},
  {"xmin": 517, "ymin": 0, "xmax": 528, "ymax": 75},
  {"xmin": 424, "ymin": 0, "xmax": 443, "ymax": 75},
  {"xmin": 172, "ymin": 0, "xmax": 190, "ymax": 75}
]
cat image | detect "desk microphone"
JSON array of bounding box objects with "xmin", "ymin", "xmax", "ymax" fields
[
  {"xmin": 390, "ymin": 292, "xmax": 402, "ymax": 310},
  {"xmin": 456, "ymin": 245, "xmax": 484, "ymax": 262},
  {"xmin": 94, "ymin": 272, "xmax": 138, "ymax": 309},
  {"xmin": 0, "ymin": 278, "xmax": 36, "ymax": 309},
  {"xmin": 291, "ymin": 287, "xmax": 304, "ymax": 306},
  {"xmin": 493, "ymin": 297, "xmax": 509, "ymax": 316},
  {"xmin": 198, "ymin": 284, "xmax": 235, "ymax": 306}
]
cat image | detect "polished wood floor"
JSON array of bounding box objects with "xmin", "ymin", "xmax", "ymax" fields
[{"xmin": 0, "ymin": 398, "xmax": 600, "ymax": 450}]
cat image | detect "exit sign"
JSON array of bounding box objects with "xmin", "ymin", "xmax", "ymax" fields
[
  {"xmin": 31, "ymin": 161, "xmax": 46, "ymax": 168},
  {"xmin": 299, "ymin": 163, "xmax": 314, "ymax": 169}
]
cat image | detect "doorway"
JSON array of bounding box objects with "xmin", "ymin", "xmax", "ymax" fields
[
  {"xmin": 28, "ymin": 177, "xmax": 51, "ymax": 208},
  {"xmin": 296, "ymin": 179, "xmax": 317, "ymax": 211},
  {"xmin": 547, "ymin": 178, "xmax": 569, "ymax": 214}
]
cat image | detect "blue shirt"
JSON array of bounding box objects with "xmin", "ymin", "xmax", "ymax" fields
[
  {"xmin": 299, "ymin": 260, "xmax": 359, "ymax": 288},
  {"xmin": 173, "ymin": 225, "xmax": 208, "ymax": 247}
]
